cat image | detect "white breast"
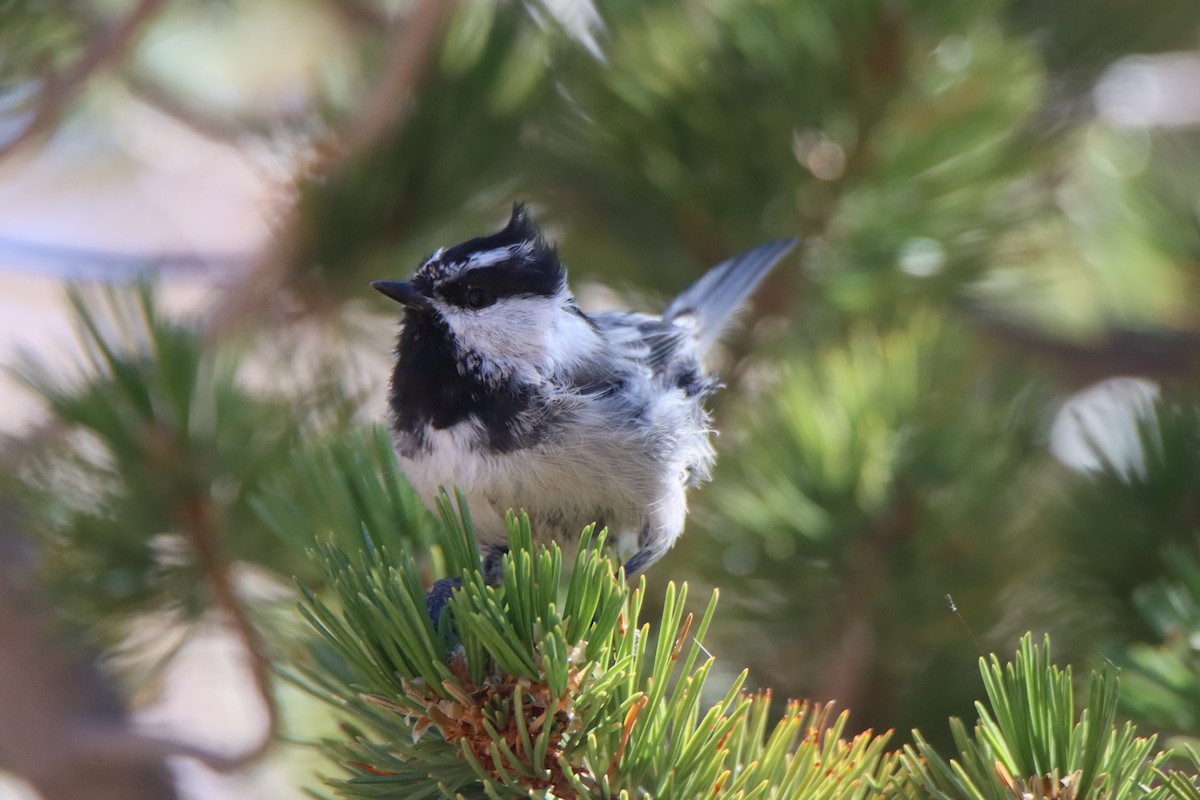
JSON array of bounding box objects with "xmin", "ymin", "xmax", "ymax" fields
[{"xmin": 396, "ymin": 387, "xmax": 699, "ymax": 563}]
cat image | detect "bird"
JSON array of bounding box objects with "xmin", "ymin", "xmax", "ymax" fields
[{"xmin": 372, "ymin": 204, "xmax": 796, "ymax": 618}]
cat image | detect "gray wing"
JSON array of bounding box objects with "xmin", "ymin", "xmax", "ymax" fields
[
  {"xmin": 588, "ymin": 311, "xmax": 706, "ymax": 394},
  {"xmin": 577, "ymin": 238, "xmax": 797, "ymax": 389},
  {"xmin": 663, "ymin": 237, "xmax": 798, "ymax": 356}
]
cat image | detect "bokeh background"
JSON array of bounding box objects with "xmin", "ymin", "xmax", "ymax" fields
[{"xmin": 2, "ymin": 0, "xmax": 1200, "ymax": 797}]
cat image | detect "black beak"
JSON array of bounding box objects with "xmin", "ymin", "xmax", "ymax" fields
[{"xmin": 371, "ymin": 280, "xmax": 431, "ymax": 310}]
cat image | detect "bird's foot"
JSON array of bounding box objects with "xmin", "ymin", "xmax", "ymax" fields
[
  {"xmin": 425, "ymin": 576, "xmax": 463, "ymax": 626},
  {"xmin": 425, "ymin": 547, "xmax": 505, "ymax": 630}
]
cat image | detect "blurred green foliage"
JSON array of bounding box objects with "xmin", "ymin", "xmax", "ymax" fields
[
  {"xmin": 902, "ymin": 634, "xmax": 1169, "ymax": 800},
  {"xmin": 698, "ymin": 314, "xmax": 1063, "ymax": 733},
  {"xmin": 12, "ymin": 285, "xmax": 299, "ymax": 632},
  {"xmin": 1122, "ymin": 544, "xmax": 1200, "ymax": 740},
  {"xmin": 0, "ymin": 0, "xmax": 80, "ymax": 86}
]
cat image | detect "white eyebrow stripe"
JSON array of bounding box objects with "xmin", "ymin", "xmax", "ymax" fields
[{"xmin": 465, "ymin": 244, "xmax": 519, "ymax": 268}]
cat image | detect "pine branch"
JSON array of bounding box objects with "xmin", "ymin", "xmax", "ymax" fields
[
  {"xmin": 292, "ymin": 497, "xmax": 1200, "ymax": 798},
  {"xmin": 900, "ymin": 634, "xmax": 1172, "ymax": 800},
  {"xmin": 12, "ymin": 282, "xmax": 299, "ymax": 627},
  {"xmin": 292, "ymin": 492, "xmax": 899, "ymax": 798},
  {"xmin": 1118, "ymin": 544, "xmax": 1200, "ymax": 736},
  {"xmin": 250, "ymin": 424, "xmax": 438, "ymax": 569},
  {"xmin": 1159, "ymin": 748, "xmax": 1200, "ymax": 800}
]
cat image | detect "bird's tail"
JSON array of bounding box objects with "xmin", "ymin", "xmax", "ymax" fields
[{"xmin": 663, "ymin": 237, "xmax": 799, "ymax": 355}]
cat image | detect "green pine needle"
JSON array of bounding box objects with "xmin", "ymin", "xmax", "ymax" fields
[
  {"xmin": 294, "ymin": 494, "xmax": 897, "ymax": 798},
  {"xmin": 293, "ymin": 496, "xmax": 1196, "ymax": 799},
  {"xmin": 901, "ymin": 633, "xmax": 1175, "ymax": 800}
]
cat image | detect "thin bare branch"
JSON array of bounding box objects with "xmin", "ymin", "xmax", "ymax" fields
[
  {"xmin": 964, "ymin": 303, "xmax": 1200, "ymax": 387},
  {"xmin": 816, "ymin": 494, "xmax": 919, "ymax": 717},
  {"xmin": 119, "ymin": 68, "xmax": 279, "ymax": 143},
  {"xmin": 335, "ymin": 0, "xmax": 454, "ymax": 157},
  {"xmin": 210, "ymin": 0, "xmax": 457, "ymax": 331},
  {"xmin": 73, "ymin": 726, "xmax": 268, "ymax": 773},
  {"xmin": 0, "ymin": 0, "xmax": 166, "ymax": 162},
  {"xmin": 322, "ymin": 0, "xmax": 391, "ymax": 31},
  {"xmin": 178, "ymin": 494, "xmax": 281, "ymax": 769}
]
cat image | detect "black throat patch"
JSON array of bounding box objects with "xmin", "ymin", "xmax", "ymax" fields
[{"xmin": 387, "ymin": 310, "xmax": 541, "ymax": 454}]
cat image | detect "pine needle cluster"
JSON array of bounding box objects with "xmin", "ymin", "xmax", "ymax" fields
[{"xmin": 292, "ymin": 493, "xmax": 1200, "ymax": 799}]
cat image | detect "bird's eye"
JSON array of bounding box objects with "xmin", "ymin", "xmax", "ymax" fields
[{"xmin": 466, "ymin": 287, "xmax": 492, "ymax": 309}]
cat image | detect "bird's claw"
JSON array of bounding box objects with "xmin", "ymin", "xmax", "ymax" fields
[{"xmin": 425, "ymin": 576, "xmax": 463, "ymax": 626}]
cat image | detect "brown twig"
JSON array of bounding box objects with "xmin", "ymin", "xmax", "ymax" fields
[
  {"xmin": 119, "ymin": 68, "xmax": 299, "ymax": 143},
  {"xmin": 177, "ymin": 494, "xmax": 280, "ymax": 769},
  {"xmin": 333, "ymin": 0, "xmax": 454, "ymax": 158},
  {"xmin": 0, "ymin": 0, "xmax": 166, "ymax": 163},
  {"xmin": 72, "ymin": 725, "xmax": 270, "ymax": 773},
  {"xmin": 321, "ymin": 0, "xmax": 392, "ymax": 31},
  {"xmin": 965, "ymin": 303, "xmax": 1200, "ymax": 388},
  {"xmin": 815, "ymin": 493, "xmax": 919, "ymax": 718},
  {"xmin": 209, "ymin": 0, "xmax": 457, "ymax": 331}
]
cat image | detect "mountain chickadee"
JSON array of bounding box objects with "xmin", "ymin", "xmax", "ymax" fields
[{"xmin": 373, "ymin": 205, "xmax": 796, "ymax": 615}]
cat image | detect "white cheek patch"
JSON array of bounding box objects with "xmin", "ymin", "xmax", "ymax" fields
[
  {"xmin": 545, "ymin": 309, "xmax": 601, "ymax": 368},
  {"xmin": 439, "ymin": 293, "xmax": 600, "ymax": 378},
  {"xmin": 441, "ymin": 298, "xmax": 555, "ymax": 363}
]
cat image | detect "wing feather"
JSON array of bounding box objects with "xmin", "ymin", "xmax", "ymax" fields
[{"xmin": 664, "ymin": 237, "xmax": 798, "ymax": 355}]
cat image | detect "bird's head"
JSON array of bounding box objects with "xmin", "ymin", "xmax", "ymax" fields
[{"xmin": 373, "ymin": 204, "xmax": 582, "ymax": 381}]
